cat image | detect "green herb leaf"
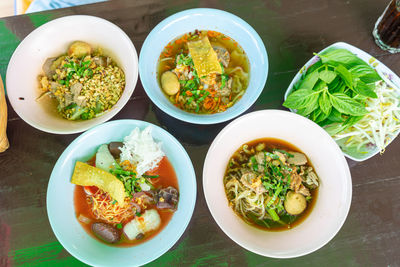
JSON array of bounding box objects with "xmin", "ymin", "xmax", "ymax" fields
[
  {"xmin": 349, "ymin": 65, "xmax": 381, "ymax": 84},
  {"xmin": 298, "ymin": 70, "xmax": 319, "ymax": 90},
  {"xmin": 142, "ymin": 174, "xmax": 159, "ymax": 179},
  {"xmin": 318, "ymin": 48, "xmax": 369, "ymax": 69},
  {"xmin": 327, "ymin": 108, "xmax": 345, "ymax": 122},
  {"xmin": 319, "ymin": 91, "xmax": 332, "ymax": 115},
  {"xmin": 353, "ymin": 79, "xmax": 378, "ymax": 98},
  {"xmin": 342, "ymin": 115, "xmax": 364, "ymax": 129},
  {"xmin": 335, "ymin": 65, "xmax": 353, "ymax": 89},
  {"xmin": 267, "ymin": 208, "xmax": 280, "ymax": 221},
  {"xmin": 305, "ymin": 60, "xmax": 323, "ymax": 75},
  {"xmin": 329, "ymin": 93, "xmax": 368, "ymax": 116},
  {"xmin": 283, "ymin": 89, "xmax": 320, "ymax": 110},
  {"xmin": 319, "ymin": 69, "xmax": 336, "ymax": 83}
]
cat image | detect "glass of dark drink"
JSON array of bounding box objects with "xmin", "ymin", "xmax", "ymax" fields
[{"xmin": 373, "ymin": 0, "xmax": 400, "ymax": 53}]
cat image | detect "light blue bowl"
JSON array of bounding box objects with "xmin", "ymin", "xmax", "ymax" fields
[
  {"xmin": 139, "ymin": 8, "xmax": 268, "ymax": 124},
  {"xmin": 46, "ymin": 120, "xmax": 197, "ymax": 267}
]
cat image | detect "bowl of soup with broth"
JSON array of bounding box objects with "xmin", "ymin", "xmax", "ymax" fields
[
  {"xmin": 203, "ymin": 110, "xmax": 352, "ymax": 258},
  {"xmin": 139, "ymin": 8, "xmax": 268, "ymax": 124}
]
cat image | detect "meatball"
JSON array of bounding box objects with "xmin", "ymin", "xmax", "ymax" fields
[{"xmin": 284, "ymin": 191, "xmax": 307, "ymax": 215}]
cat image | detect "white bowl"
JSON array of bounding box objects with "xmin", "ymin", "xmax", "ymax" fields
[
  {"xmin": 139, "ymin": 8, "xmax": 268, "ymax": 124},
  {"xmin": 203, "ymin": 110, "xmax": 352, "ymax": 258},
  {"xmin": 6, "ymin": 15, "xmax": 138, "ymax": 134},
  {"xmin": 47, "ymin": 120, "xmax": 197, "ymax": 266},
  {"xmin": 284, "ymin": 42, "xmax": 400, "ymax": 161}
]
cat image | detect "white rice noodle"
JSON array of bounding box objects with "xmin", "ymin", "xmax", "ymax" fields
[{"xmin": 119, "ymin": 126, "xmax": 165, "ymax": 176}]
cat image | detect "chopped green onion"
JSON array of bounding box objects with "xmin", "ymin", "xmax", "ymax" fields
[
  {"xmin": 267, "ymin": 208, "xmax": 280, "ymax": 221},
  {"xmin": 142, "ymin": 174, "xmax": 159, "ymax": 179}
]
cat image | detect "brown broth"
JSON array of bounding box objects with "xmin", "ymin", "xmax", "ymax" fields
[
  {"xmin": 224, "ymin": 138, "xmax": 319, "ymax": 232},
  {"xmin": 74, "ymin": 157, "xmax": 179, "ymax": 247}
]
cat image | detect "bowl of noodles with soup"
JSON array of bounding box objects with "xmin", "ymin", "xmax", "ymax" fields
[
  {"xmin": 47, "ymin": 120, "xmax": 196, "ymax": 266},
  {"xmin": 203, "ymin": 110, "xmax": 352, "ymax": 258},
  {"xmin": 139, "ymin": 8, "xmax": 268, "ymax": 124}
]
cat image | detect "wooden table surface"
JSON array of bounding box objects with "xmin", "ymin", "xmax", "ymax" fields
[{"xmin": 1, "ymin": 0, "xmax": 400, "ymax": 266}]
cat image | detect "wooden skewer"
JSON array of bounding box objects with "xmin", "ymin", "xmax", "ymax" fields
[{"xmin": 0, "ymin": 75, "xmax": 9, "ymax": 152}]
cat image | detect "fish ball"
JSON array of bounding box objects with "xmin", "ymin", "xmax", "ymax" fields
[
  {"xmin": 161, "ymin": 71, "xmax": 180, "ymax": 95},
  {"xmin": 284, "ymin": 191, "xmax": 307, "ymax": 215},
  {"xmin": 68, "ymin": 41, "xmax": 92, "ymax": 58}
]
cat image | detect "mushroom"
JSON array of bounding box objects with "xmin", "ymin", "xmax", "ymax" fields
[
  {"xmin": 68, "ymin": 41, "xmax": 92, "ymax": 58},
  {"xmin": 284, "ymin": 191, "xmax": 307, "ymax": 215},
  {"xmin": 161, "ymin": 71, "xmax": 180, "ymax": 95}
]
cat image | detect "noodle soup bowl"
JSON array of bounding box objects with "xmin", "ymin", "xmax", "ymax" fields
[
  {"xmin": 47, "ymin": 120, "xmax": 197, "ymax": 266},
  {"xmin": 203, "ymin": 110, "xmax": 352, "ymax": 258},
  {"xmin": 139, "ymin": 8, "xmax": 268, "ymax": 124},
  {"xmin": 7, "ymin": 15, "xmax": 138, "ymax": 134}
]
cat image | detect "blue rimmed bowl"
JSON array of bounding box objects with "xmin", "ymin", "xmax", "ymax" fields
[
  {"xmin": 139, "ymin": 8, "xmax": 268, "ymax": 124},
  {"xmin": 47, "ymin": 120, "xmax": 197, "ymax": 266}
]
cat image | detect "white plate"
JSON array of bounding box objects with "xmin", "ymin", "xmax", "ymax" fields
[{"xmin": 284, "ymin": 42, "xmax": 400, "ymax": 161}]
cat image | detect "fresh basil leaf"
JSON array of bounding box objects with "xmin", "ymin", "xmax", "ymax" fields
[
  {"xmin": 319, "ymin": 91, "xmax": 332, "ymax": 115},
  {"xmin": 336, "ymin": 83, "xmax": 347, "ymax": 93},
  {"xmin": 311, "ymin": 108, "xmax": 329, "ymax": 123},
  {"xmin": 327, "ymin": 108, "xmax": 345, "ymax": 122},
  {"xmin": 302, "ymin": 94, "xmax": 320, "ymax": 116},
  {"xmin": 342, "ymin": 115, "xmax": 364, "ymax": 128},
  {"xmin": 318, "ymin": 48, "xmax": 369, "ymax": 69},
  {"xmin": 318, "ymin": 118, "xmax": 335, "ymax": 127},
  {"xmin": 313, "ymin": 80, "xmax": 327, "ymax": 91},
  {"xmin": 283, "ymin": 89, "xmax": 319, "ymax": 109},
  {"xmin": 335, "ymin": 65, "xmax": 353, "ymax": 89},
  {"xmin": 296, "ymin": 107, "xmax": 307, "ymax": 116},
  {"xmin": 310, "ymin": 109, "xmax": 321, "ymax": 121},
  {"xmin": 319, "ymin": 69, "xmax": 337, "ymax": 83},
  {"xmin": 353, "ymin": 79, "xmax": 377, "ymax": 98},
  {"xmin": 293, "ymin": 81, "xmax": 300, "ymax": 90},
  {"xmin": 305, "ymin": 60, "xmax": 323, "ymax": 75},
  {"xmin": 327, "ymin": 76, "xmax": 342, "ymax": 92},
  {"xmin": 329, "ymin": 93, "xmax": 368, "ymax": 116},
  {"xmin": 349, "ymin": 65, "xmax": 381, "ymax": 84},
  {"xmin": 299, "ymin": 70, "xmax": 319, "ymax": 90}
]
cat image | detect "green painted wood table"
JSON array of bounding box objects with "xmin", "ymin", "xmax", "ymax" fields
[{"xmin": 1, "ymin": 0, "xmax": 400, "ymax": 266}]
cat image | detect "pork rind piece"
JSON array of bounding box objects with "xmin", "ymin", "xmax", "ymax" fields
[
  {"xmin": 187, "ymin": 37, "xmax": 222, "ymax": 77},
  {"xmin": 71, "ymin": 161, "xmax": 125, "ymax": 204}
]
